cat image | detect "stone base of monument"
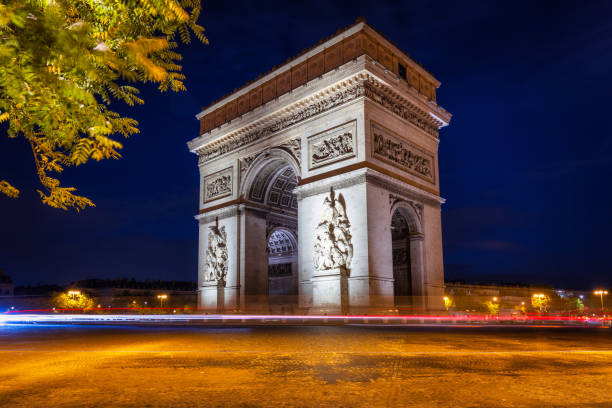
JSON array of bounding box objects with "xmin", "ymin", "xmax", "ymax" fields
[
  {"xmin": 311, "ymin": 267, "xmax": 349, "ymax": 314},
  {"xmin": 199, "ymin": 283, "xmax": 225, "ymax": 312}
]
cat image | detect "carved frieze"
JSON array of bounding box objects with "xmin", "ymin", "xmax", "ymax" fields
[
  {"xmin": 204, "ymin": 224, "xmax": 228, "ymax": 286},
  {"xmin": 363, "ymin": 82, "xmax": 439, "ymax": 137},
  {"xmin": 371, "ymin": 121, "xmax": 435, "ymax": 183},
  {"xmin": 308, "ymin": 121, "xmax": 357, "ymax": 170},
  {"xmin": 203, "ymin": 167, "xmax": 232, "ymax": 203},
  {"xmin": 314, "ymin": 189, "xmax": 353, "ymax": 272},
  {"xmin": 195, "ymin": 75, "xmax": 441, "ymax": 166},
  {"xmin": 197, "ymin": 82, "xmax": 364, "ymax": 164}
]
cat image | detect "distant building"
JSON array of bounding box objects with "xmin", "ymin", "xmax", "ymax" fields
[
  {"xmin": 0, "ymin": 270, "xmax": 15, "ymax": 297},
  {"xmin": 445, "ymin": 281, "xmax": 592, "ymax": 314},
  {"xmin": 445, "ymin": 282, "xmax": 532, "ymax": 313},
  {"xmin": 73, "ymin": 278, "xmax": 197, "ymax": 309}
]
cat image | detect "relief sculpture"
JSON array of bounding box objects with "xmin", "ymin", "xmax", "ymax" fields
[
  {"xmin": 372, "ymin": 122, "xmax": 434, "ymax": 183},
  {"xmin": 311, "ymin": 132, "xmax": 353, "ymax": 165},
  {"xmin": 204, "ymin": 225, "xmax": 228, "ymax": 285},
  {"xmin": 203, "ymin": 168, "xmax": 232, "ymax": 203},
  {"xmin": 206, "ymin": 175, "xmax": 231, "ymax": 198},
  {"xmin": 314, "ymin": 189, "xmax": 353, "ymax": 272},
  {"xmin": 308, "ymin": 121, "xmax": 356, "ymax": 169}
]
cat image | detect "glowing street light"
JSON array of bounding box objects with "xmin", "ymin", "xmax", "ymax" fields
[
  {"xmin": 492, "ymin": 297, "xmax": 498, "ymax": 302},
  {"xmin": 443, "ymin": 296, "xmax": 452, "ymax": 310},
  {"xmin": 67, "ymin": 290, "xmax": 81, "ymax": 299},
  {"xmin": 157, "ymin": 294, "xmax": 168, "ymax": 308},
  {"xmin": 594, "ymin": 290, "xmax": 608, "ymax": 312}
]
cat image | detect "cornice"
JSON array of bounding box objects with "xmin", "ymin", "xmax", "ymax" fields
[
  {"xmin": 195, "ymin": 21, "xmax": 442, "ymax": 121},
  {"xmin": 191, "ymin": 72, "xmax": 449, "ymax": 166},
  {"xmin": 195, "ymin": 22, "xmax": 367, "ymax": 120}
]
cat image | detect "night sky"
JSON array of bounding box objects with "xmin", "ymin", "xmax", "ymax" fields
[{"xmin": 1, "ymin": 1, "xmax": 611, "ymax": 290}]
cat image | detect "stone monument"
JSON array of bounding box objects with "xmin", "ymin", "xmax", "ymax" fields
[{"xmin": 187, "ymin": 20, "xmax": 452, "ymax": 312}]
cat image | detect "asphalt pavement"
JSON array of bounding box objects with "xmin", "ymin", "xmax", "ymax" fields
[{"xmin": 0, "ymin": 325, "xmax": 610, "ymax": 407}]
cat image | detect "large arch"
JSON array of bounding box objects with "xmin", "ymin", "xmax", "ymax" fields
[
  {"xmin": 238, "ymin": 149, "xmax": 300, "ymax": 311},
  {"xmin": 239, "ymin": 148, "xmax": 301, "ymax": 198},
  {"xmin": 389, "ymin": 200, "xmax": 425, "ymax": 310}
]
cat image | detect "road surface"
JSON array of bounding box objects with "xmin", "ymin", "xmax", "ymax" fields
[{"xmin": 0, "ymin": 325, "xmax": 610, "ymax": 407}]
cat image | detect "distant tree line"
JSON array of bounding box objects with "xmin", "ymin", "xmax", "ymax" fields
[
  {"xmin": 74, "ymin": 278, "xmax": 196, "ymax": 291},
  {"xmin": 15, "ymin": 278, "xmax": 196, "ymax": 295}
]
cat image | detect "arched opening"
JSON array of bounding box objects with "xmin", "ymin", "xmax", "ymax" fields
[
  {"xmin": 267, "ymin": 228, "xmax": 298, "ymax": 296},
  {"xmin": 243, "ymin": 153, "xmax": 299, "ymax": 310},
  {"xmin": 391, "ymin": 208, "xmax": 413, "ymax": 308}
]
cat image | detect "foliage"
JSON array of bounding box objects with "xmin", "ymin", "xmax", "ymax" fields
[
  {"xmin": 0, "ymin": 0, "xmax": 207, "ymax": 210},
  {"xmin": 514, "ymin": 302, "xmax": 527, "ymax": 315},
  {"xmin": 51, "ymin": 290, "xmax": 96, "ymax": 310},
  {"xmin": 483, "ymin": 300, "xmax": 500, "ymax": 315},
  {"xmin": 443, "ymin": 296, "xmax": 454, "ymax": 310},
  {"xmin": 531, "ymin": 294, "xmax": 550, "ymax": 313},
  {"xmin": 572, "ymin": 297, "xmax": 584, "ymax": 311}
]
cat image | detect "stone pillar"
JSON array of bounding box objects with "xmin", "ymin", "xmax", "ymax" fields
[
  {"xmin": 423, "ymin": 201, "xmax": 445, "ymax": 310},
  {"xmin": 196, "ymin": 207, "xmax": 241, "ymax": 312},
  {"xmin": 199, "ymin": 283, "xmax": 225, "ymax": 312},
  {"xmin": 409, "ymin": 233, "xmax": 426, "ymax": 311},
  {"xmin": 239, "ymin": 206, "xmax": 269, "ymax": 312},
  {"xmin": 297, "ymin": 173, "xmax": 370, "ymax": 314},
  {"xmin": 311, "ymin": 267, "xmax": 349, "ymax": 314}
]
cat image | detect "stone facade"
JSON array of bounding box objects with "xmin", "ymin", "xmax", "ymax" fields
[{"xmin": 188, "ymin": 21, "xmax": 451, "ymax": 312}]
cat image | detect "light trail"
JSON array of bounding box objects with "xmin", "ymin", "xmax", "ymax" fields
[{"xmin": 0, "ymin": 311, "xmax": 609, "ymax": 327}]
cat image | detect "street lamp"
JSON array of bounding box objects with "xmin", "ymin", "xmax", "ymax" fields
[
  {"xmin": 157, "ymin": 294, "xmax": 168, "ymax": 309},
  {"xmin": 68, "ymin": 290, "xmax": 81, "ymax": 299},
  {"xmin": 594, "ymin": 290, "xmax": 608, "ymax": 312}
]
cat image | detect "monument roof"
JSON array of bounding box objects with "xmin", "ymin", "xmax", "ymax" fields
[{"xmin": 196, "ymin": 19, "xmax": 443, "ymax": 135}]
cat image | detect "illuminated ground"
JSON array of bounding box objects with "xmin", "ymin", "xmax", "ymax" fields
[{"xmin": 0, "ymin": 325, "xmax": 610, "ymax": 407}]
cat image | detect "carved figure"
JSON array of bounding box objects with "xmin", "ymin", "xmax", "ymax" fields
[
  {"xmin": 313, "ymin": 189, "xmax": 353, "ymax": 272},
  {"xmin": 373, "ymin": 130, "xmax": 432, "ymax": 178},
  {"xmin": 204, "ymin": 225, "xmax": 228, "ymax": 285},
  {"xmin": 311, "ymin": 132, "xmax": 353, "ymax": 164},
  {"xmin": 280, "ymin": 138, "xmax": 302, "ymax": 165},
  {"xmin": 206, "ymin": 175, "xmax": 231, "ymax": 199}
]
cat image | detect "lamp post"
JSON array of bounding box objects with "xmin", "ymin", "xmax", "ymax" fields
[
  {"xmin": 67, "ymin": 290, "xmax": 81, "ymax": 300},
  {"xmin": 594, "ymin": 290, "xmax": 608, "ymax": 313},
  {"xmin": 157, "ymin": 294, "xmax": 168, "ymax": 309}
]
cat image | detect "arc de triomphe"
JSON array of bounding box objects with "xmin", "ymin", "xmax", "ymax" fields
[{"xmin": 187, "ymin": 20, "xmax": 451, "ymax": 312}]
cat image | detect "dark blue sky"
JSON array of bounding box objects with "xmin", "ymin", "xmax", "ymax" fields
[{"xmin": 1, "ymin": 1, "xmax": 611, "ymax": 289}]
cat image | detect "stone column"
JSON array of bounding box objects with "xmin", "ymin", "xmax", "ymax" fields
[
  {"xmin": 298, "ymin": 175, "xmax": 369, "ymax": 314},
  {"xmin": 311, "ymin": 267, "xmax": 349, "ymax": 314},
  {"xmin": 423, "ymin": 201, "xmax": 445, "ymax": 311},
  {"xmin": 196, "ymin": 206, "xmax": 240, "ymax": 312},
  {"xmin": 239, "ymin": 205, "xmax": 269, "ymax": 312},
  {"xmin": 409, "ymin": 233, "xmax": 426, "ymax": 311}
]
